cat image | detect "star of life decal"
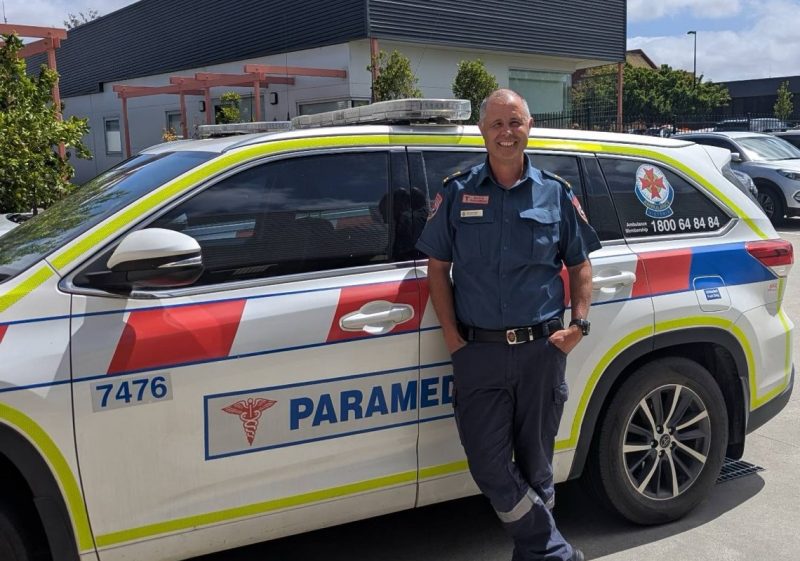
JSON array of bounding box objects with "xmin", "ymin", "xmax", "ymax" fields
[{"xmin": 634, "ymin": 164, "xmax": 675, "ymax": 218}]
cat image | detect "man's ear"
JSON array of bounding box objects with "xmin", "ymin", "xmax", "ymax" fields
[{"xmin": 529, "ymin": 117, "xmax": 535, "ymax": 128}]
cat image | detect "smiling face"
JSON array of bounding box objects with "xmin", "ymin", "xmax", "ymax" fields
[{"xmin": 478, "ymin": 91, "xmax": 533, "ymax": 169}]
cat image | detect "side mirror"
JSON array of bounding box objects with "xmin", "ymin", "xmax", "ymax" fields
[
  {"xmin": 730, "ymin": 152, "xmax": 743, "ymax": 163},
  {"xmin": 87, "ymin": 228, "xmax": 203, "ymax": 291}
]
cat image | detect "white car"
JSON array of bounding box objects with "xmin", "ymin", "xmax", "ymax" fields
[
  {"xmin": 0, "ymin": 100, "xmax": 793, "ymax": 561},
  {"xmin": 676, "ymin": 131, "xmax": 800, "ymax": 224}
]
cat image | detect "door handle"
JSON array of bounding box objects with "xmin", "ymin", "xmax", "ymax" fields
[
  {"xmin": 340, "ymin": 300, "xmax": 415, "ymax": 335},
  {"xmin": 592, "ymin": 271, "xmax": 636, "ymax": 289}
]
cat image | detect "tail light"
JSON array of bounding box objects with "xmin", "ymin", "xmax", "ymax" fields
[{"xmin": 746, "ymin": 239, "xmax": 794, "ymax": 277}]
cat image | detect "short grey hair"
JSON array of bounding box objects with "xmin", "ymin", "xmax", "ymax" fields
[{"xmin": 478, "ymin": 89, "xmax": 531, "ymax": 124}]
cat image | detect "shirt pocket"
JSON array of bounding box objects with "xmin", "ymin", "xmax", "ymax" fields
[
  {"xmin": 519, "ymin": 208, "xmax": 561, "ymax": 265},
  {"xmin": 455, "ymin": 209, "xmax": 495, "ymax": 262}
]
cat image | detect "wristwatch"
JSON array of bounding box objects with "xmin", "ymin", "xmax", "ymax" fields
[{"xmin": 569, "ymin": 318, "xmax": 591, "ymax": 336}]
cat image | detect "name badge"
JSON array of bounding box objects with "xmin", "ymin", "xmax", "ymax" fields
[
  {"xmin": 461, "ymin": 209, "xmax": 484, "ymax": 218},
  {"xmin": 463, "ymin": 194, "xmax": 489, "ymax": 204}
]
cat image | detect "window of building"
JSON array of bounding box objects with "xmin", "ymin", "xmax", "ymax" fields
[
  {"xmin": 298, "ymin": 99, "xmax": 370, "ymax": 116},
  {"xmin": 598, "ymin": 158, "xmax": 730, "ymax": 238},
  {"xmin": 165, "ymin": 111, "xmax": 183, "ymax": 138},
  {"xmin": 509, "ymin": 69, "xmax": 571, "ymax": 114},
  {"xmin": 147, "ymin": 151, "xmax": 392, "ymax": 286},
  {"xmin": 104, "ymin": 118, "xmax": 122, "ymax": 155}
]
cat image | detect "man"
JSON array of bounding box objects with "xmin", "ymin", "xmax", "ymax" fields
[{"xmin": 415, "ymin": 89, "xmax": 600, "ymax": 561}]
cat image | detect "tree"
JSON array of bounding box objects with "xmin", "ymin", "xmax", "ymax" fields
[
  {"xmin": 0, "ymin": 34, "xmax": 91, "ymax": 213},
  {"xmin": 64, "ymin": 10, "xmax": 100, "ymax": 29},
  {"xmin": 452, "ymin": 59, "xmax": 498, "ymax": 124},
  {"xmin": 572, "ymin": 63, "xmax": 731, "ymax": 126},
  {"xmin": 774, "ymin": 81, "xmax": 794, "ymax": 122},
  {"xmin": 368, "ymin": 50, "xmax": 422, "ymax": 102},
  {"xmin": 623, "ymin": 64, "xmax": 730, "ymax": 120},
  {"xmin": 217, "ymin": 91, "xmax": 241, "ymax": 124}
]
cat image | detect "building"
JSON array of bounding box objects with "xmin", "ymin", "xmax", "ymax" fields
[
  {"xmin": 720, "ymin": 75, "xmax": 800, "ymax": 116},
  {"xmin": 30, "ymin": 0, "xmax": 626, "ymax": 183}
]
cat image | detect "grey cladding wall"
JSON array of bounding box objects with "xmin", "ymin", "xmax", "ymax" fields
[
  {"xmin": 368, "ymin": 0, "xmax": 625, "ymax": 61},
  {"xmin": 37, "ymin": 0, "xmax": 366, "ymax": 97}
]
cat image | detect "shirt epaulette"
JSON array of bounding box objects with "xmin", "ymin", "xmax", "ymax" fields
[
  {"xmin": 442, "ymin": 169, "xmax": 470, "ymax": 187},
  {"xmin": 542, "ymin": 170, "xmax": 571, "ymax": 190}
]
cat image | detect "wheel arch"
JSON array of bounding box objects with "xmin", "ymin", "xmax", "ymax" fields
[
  {"xmin": 0, "ymin": 422, "xmax": 82, "ymax": 561},
  {"xmin": 568, "ymin": 327, "xmax": 749, "ymax": 480}
]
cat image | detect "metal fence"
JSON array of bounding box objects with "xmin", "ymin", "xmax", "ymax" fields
[{"xmin": 533, "ymin": 108, "xmax": 800, "ymax": 136}]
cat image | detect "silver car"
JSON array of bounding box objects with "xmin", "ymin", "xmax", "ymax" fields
[{"xmin": 676, "ymin": 131, "xmax": 800, "ymax": 223}]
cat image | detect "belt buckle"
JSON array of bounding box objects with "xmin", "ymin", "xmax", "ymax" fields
[{"xmin": 506, "ymin": 329, "xmax": 523, "ymax": 345}]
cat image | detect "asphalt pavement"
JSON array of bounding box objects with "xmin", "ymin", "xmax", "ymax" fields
[{"xmin": 195, "ymin": 219, "xmax": 800, "ymax": 561}]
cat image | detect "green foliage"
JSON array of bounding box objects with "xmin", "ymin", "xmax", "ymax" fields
[
  {"xmin": 774, "ymin": 81, "xmax": 794, "ymax": 122},
  {"xmin": 0, "ymin": 34, "xmax": 91, "ymax": 213},
  {"xmin": 623, "ymin": 64, "xmax": 730, "ymax": 119},
  {"xmin": 368, "ymin": 50, "xmax": 422, "ymax": 102},
  {"xmin": 571, "ymin": 63, "xmax": 731, "ymax": 122},
  {"xmin": 217, "ymin": 91, "xmax": 241, "ymax": 124},
  {"xmin": 64, "ymin": 10, "xmax": 100, "ymax": 29},
  {"xmin": 452, "ymin": 59, "xmax": 498, "ymax": 124}
]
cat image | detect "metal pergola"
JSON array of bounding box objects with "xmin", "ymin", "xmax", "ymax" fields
[{"xmin": 112, "ymin": 64, "xmax": 348, "ymax": 157}]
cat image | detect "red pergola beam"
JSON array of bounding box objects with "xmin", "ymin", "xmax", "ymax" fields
[
  {"xmin": 112, "ymin": 84, "xmax": 204, "ymax": 98},
  {"xmin": 189, "ymin": 73, "xmax": 296, "ymax": 87},
  {"xmin": 243, "ymin": 64, "xmax": 347, "ymax": 78},
  {"xmin": 0, "ymin": 24, "xmax": 67, "ymax": 40},
  {"xmin": 17, "ymin": 37, "xmax": 61, "ymax": 58}
]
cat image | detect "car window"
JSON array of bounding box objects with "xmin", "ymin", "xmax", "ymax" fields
[
  {"xmin": 736, "ymin": 135, "xmax": 800, "ymax": 161},
  {"xmin": 582, "ymin": 156, "xmax": 623, "ymax": 241},
  {"xmin": 688, "ymin": 137, "xmax": 737, "ymax": 152},
  {"xmin": 0, "ymin": 151, "xmax": 215, "ymax": 283},
  {"xmin": 420, "ymin": 150, "xmax": 485, "ymax": 200},
  {"xmin": 598, "ymin": 158, "xmax": 731, "ymax": 238},
  {"xmin": 775, "ymin": 134, "xmax": 800, "ymax": 149},
  {"xmin": 145, "ymin": 151, "xmax": 393, "ymax": 286}
]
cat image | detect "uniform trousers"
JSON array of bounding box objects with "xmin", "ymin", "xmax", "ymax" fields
[{"xmin": 451, "ymin": 337, "xmax": 572, "ymax": 561}]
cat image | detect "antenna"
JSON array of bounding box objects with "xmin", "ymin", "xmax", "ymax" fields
[{"xmin": 2, "ymin": 0, "xmax": 7, "ymax": 24}]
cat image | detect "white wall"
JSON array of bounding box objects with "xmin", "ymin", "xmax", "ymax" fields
[{"xmin": 65, "ymin": 40, "xmax": 607, "ymax": 184}]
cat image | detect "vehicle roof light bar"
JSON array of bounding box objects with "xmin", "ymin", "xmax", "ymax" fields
[
  {"xmin": 292, "ymin": 98, "xmax": 471, "ymax": 129},
  {"xmin": 197, "ymin": 121, "xmax": 292, "ymax": 138}
]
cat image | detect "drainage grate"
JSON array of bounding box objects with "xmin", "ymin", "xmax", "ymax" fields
[{"xmin": 716, "ymin": 458, "xmax": 765, "ymax": 484}]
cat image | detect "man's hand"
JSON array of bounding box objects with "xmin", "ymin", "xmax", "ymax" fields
[
  {"xmin": 548, "ymin": 325, "xmax": 583, "ymax": 355},
  {"xmin": 445, "ymin": 332, "xmax": 467, "ymax": 356}
]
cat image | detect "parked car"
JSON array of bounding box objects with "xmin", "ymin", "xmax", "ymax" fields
[
  {"xmin": 771, "ymin": 130, "xmax": 800, "ymax": 150},
  {"xmin": 0, "ymin": 99, "xmax": 793, "ymax": 561},
  {"xmin": 714, "ymin": 118, "xmax": 790, "ymax": 132},
  {"xmin": 0, "ymin": 212, "xmax": 35, "ymax": 236},
  {"xmin": 675, "ymin": 131, "xmax": 800, "ymax": 223}
]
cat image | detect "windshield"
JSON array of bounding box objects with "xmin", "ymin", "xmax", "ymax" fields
[
  {"xmin": 0, "ymin": 151, "xmax": 215, "ymax": 282},
  {"xmin": 737, "ymin": 136, "xmax": 800, "ymax": 161}
]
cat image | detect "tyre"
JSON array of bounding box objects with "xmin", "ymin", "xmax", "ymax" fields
[
  {"xmin": 0, "ymin": 499, "xmax": 48, "ymax": 561},
  {"xmin": 756, "ymin": 185, "xmax": 785, "ymax": 225},
  {"xmin": 587, "ymin": 357, "xmax": 728, "ymax": 525}
]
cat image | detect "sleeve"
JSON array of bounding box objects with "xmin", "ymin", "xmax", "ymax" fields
[
  {"xmin": 415, "ymin": 187, "xmax": 455, "ymax": 261},
  {"xmin": 558, "ymin": 186, "xmax": 602, "ymax": 267}
]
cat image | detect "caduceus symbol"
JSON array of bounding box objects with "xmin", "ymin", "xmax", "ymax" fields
[{"xmin": 222, "ymin": 398, "xmax": 277, "ymax": 445}]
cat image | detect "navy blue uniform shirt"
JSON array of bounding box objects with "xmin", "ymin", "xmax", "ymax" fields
[{"xmin": 416, "ymin": 156, "xmax": 601, "ymax": 330}]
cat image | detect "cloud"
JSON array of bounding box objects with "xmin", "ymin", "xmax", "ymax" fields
[
  {"xmin": 628, "ymin": 0, "xmax": 800, "ymax": 81},
  {"xmin": 628, "ymin": 0, "xmax": 742, "ymax": 23},
  {"xmin": 4, "ymin": 0, "xmax": 137, "ymax": 29}
]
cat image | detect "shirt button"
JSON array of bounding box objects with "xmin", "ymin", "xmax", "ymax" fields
[
  {"xmin": 504, "ymin": 218, "xmax": 509, "ymax": 223},
  {"xmin": 503, "ymin": 246, "xmax": 508, "ymax": 250}
]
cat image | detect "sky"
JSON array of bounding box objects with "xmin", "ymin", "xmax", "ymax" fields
[{"xmin": 3, "ymin": 0, "xmax": 800, "ymax": 84}]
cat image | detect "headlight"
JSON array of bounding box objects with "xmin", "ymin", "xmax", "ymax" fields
[{"xmin": 778, "ymin": 169, "xmax": 800, "ymax": 181}]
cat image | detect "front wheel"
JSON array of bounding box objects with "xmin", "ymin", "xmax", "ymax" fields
[
  {"xmin": 587, "ymin": 357, "xmax": 728, "ymax": 525},
  {"xmin": 756, "ymin": 185, "xmax": 786, "ymax": 225},
  {"xmin": 0, "ymin": 499, "xmax": 48, "ymax": 561}
]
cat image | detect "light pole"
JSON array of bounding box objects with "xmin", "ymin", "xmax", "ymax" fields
[{"xmin": 687, "ymin": 30, "xmax": 697, "ymax": 85}]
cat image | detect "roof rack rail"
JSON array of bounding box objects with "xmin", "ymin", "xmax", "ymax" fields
[
  {"xmin": 197, "ymin": 121, "xmax": 292, "ymax": 138},
  {"xmin": 291, "ymin": 98, "xmax": 471, "ymax": 129}
]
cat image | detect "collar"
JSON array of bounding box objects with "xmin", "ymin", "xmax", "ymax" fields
[{"xmin": 477, "ymin": 155, "xmax": 544, "ymax": 189}]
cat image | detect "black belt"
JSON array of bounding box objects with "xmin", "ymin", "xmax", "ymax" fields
[{"xmin": 462, "ymin": 318, "xmax": 563, "ymax": 345}]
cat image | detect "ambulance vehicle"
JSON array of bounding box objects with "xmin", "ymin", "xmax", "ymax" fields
[{"xmin": 0, "ymin": 99, "xmax": 793, "ymax": 561}]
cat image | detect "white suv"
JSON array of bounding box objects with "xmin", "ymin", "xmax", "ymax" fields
[
  {"xmin": 677, "ymin": 131, "xmax": 800, "ymax": 224},
  {"xmin": 0, "ymin": 100, "xmax": 793, "ymax": 561}
]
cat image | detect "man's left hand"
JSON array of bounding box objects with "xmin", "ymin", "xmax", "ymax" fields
[{"xmin": 548, "ymin": 326, "xmax": 583, "ymax": 355}]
